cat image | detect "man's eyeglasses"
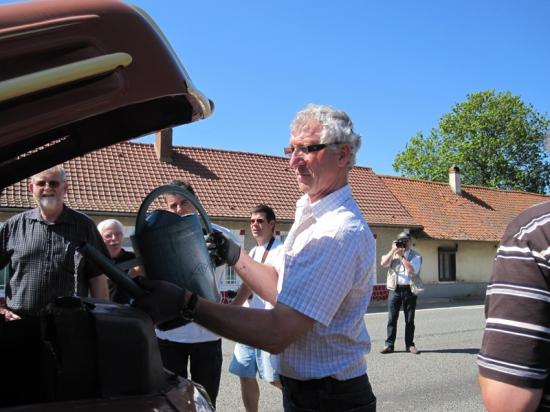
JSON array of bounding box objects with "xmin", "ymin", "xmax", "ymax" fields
[
  {"xmin": 34, "ymin": 180, "xmax": 62, "ymax": 188},
  {"xmin": 283, "ymin": 142, "xmax": 342, "ymax": 158},
  {"xmin": 250, "ymin": 218, "xmax": 265, "ymax": 224}
]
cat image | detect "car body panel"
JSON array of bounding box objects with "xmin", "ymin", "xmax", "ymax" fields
[
  {"xmin": 0, "ymin": 0, "xmax": 213, "ymax": 189},
  {"xmin": 0, "ymin": 1, "xmax": 215, "ymax": 410}
]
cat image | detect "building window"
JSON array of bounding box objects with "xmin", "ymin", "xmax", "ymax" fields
[
  {"xmin": 219, "ymin": 229, "xmax": 245, "ymax": 291},
  {"xmin": 224, "ymin": 266, "xmax": 240, "ymax": 288},
  {"xmin": 438, "ymin": 246, "xmax": 457, "ymax": 281}
]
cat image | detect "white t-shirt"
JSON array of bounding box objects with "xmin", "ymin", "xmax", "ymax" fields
[
  {"xmin": 396, "ymin": 249, "xmax": 422, "ymax": 285},
  {"xmin": 243, "ymin": 237, "xmax": 284, "ymax": 310},
  {"xmin": 156, "ymin": 223, "xmax": 239, "ymax": 343}
]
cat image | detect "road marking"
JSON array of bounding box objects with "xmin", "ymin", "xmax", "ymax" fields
[{"xmin": 418, "ymin": 304, "xmax": 484, "ymax": 312}]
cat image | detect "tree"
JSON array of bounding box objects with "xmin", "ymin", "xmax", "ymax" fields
[{"xmin": 393, "ymin": 90, "xmax": 550, "ymax": 194}]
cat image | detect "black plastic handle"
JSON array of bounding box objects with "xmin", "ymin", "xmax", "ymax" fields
[
  {"xmin": 78, "ymin": 242, "xmax": 147, "ymax": 298},
  {"xmin": 135, "ymin": 184, "xmax": 213, "ymax": 235}
]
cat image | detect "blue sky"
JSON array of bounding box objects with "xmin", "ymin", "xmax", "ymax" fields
[{"xmin": 5, "ymin": 0, "xmax": 550, "ymax": 175}]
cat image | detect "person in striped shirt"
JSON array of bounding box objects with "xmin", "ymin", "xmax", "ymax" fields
[{"xmin": 477, "ymin": 197, "xmax": 550, "ymax": 411}]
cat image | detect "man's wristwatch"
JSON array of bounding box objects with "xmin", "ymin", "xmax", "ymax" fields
[{"xmin": 180, "ymin": 292, "xmax": 198, "ymax": 322}]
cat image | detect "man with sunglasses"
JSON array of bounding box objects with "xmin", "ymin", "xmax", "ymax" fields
[
  {"xmin": 0, "ymin": 165, "xmax": 109, "ymax": 320},
  {"xmin": 229, "ymin": 204, "xmax": 283, "ymax": 412},
  {"xmin": 134, "ymin": 104, "xmax": 377, "ymax": 411}
]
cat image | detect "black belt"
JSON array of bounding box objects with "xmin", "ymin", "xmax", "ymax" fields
[
  {"xmin": 395, "ymin": 284, "xmax": 411, "ymax": 289},
  {"xmin": 280, "ymin": 374, "xmax": 368, "ymax": 393}
]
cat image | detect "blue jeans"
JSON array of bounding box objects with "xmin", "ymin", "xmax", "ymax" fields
[
  {"xmin": 385, "ymin": 285, "xmax": 417, "ymax": 348},
  {"xmin": 281, "ymin": 374, "xmax": 376, "ymax": 412}
]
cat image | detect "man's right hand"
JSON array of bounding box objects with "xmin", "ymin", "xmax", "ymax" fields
[
  {"xmin": 391, "ymin": 241, "xmax": 404, "ymax": 256},
  {"xmin": 205, "ymin": 230, "xmax": 241, "ymax": 267},
  {"xmin": 132, "ymin": 276, "xmax": 188, "ymax": 326}
]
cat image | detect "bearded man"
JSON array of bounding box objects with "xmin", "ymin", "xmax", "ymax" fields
[{"xmin": 0, "ymin": 165, "xmax": 108, "ymax": 320}]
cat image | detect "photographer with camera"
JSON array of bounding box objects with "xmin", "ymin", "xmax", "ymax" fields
[{"xmin": 380, "ymin": 231, "xmax": 423, "ymax": 355}]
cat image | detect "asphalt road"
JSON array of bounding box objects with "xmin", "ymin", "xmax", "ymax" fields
[{"xmin": 216, "ymin": 299, "xmax": 486, "ymax": 412}]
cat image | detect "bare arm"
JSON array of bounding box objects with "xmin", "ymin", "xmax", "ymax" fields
[
  {"xmin": 479, "ymin": 375, "xmax": 542, "ymax": 412},
  {"xmin": 230, "ymin": 283, "xmax": 252, "ymax": 306},
  {"xmin": 380, "ymin": 242, "xmax": 399, "ymax": 267},
  {"xmin": 195, "ymin": 298, "xmax": 314, "ymax": 354},
  {"xmin": 132, "ymin": 277, "xmax": 314, "ymax": 353},
  {"xmin": 232, "ymin": 249, "xmax": 279, "ymax": 305},
  {"xmin": 89, "ymin": 274, "xmax": 109, "ymax": 299}
]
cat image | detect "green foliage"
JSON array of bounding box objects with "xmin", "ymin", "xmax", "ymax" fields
[{"xmin": 393, "ymin": 90, "xmax": 550, "ymax": 194}]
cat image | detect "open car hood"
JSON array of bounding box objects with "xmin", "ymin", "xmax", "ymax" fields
[{"xmin": 0, "ymin": 0, "xmax": 213, "ymax": 190}]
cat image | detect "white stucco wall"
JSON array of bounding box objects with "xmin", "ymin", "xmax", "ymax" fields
[
  {"xmin": 369, "ymin": 226, "xmax": 499, "ymax": 287},
  {"xmin": 414, "ymin": 239, "xmax": 498, "ymax": 284}
]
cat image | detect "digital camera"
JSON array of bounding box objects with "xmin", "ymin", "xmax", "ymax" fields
[{"xmin": 395, "ymin": 238, "xmax": 407, "ymax": 248}]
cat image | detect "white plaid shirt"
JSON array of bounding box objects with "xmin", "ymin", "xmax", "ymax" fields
[{"xmin": 276, "ymin": 184, "xmax": 375, "ymax": 380}]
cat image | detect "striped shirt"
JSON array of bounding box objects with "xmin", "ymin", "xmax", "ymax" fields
[
  {"xmin": 0, "ymin": 206, "xmax": 107, "ymax": 317},
  {"xmin": 276, "ymin": 184, "xmax": 375, "ymax": 380},
  {"xmin": 478, "ymin": 200, "xmax": 550, "ymax": 411}
]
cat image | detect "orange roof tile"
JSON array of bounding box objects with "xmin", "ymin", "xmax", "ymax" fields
[
  {"xmin": 0, "ymin": 142, "xmax": 417, "ymax": 227},
  {"xmin": 381, "ymin": 175, "xmax": 549, "ymax": 241}
]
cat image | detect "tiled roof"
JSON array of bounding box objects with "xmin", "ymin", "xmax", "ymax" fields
[
  {"xmin": 0, "ymin": 142, "xmax": 416, "ymax": 227},
  {"xmin": 381, "ymin": 175, "xmax": 549, "ymax": 241}
]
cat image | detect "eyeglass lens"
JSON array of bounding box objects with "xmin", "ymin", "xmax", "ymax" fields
[
  {"xmin": 283, "ymin": 143, "xmax": 331, "ymax": 157},
  {"xmin": 35, "ymin": 180, "xmax": 61, "ymax": 188}
]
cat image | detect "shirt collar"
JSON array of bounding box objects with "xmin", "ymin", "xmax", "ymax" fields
[
  {"xmin": 259, "ymin": 237, "xmax": 275, "ymax": 248},
  {"xmin": 29, "ymin": 204, "xmax": 68, "ymax": 224},
  {"xmin": 296, "ymin": 184, "xmax": 352, "ymax": 220}
]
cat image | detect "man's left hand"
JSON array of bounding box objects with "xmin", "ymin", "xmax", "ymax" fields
[{"xmin": 205, "ymin": 230, "xmax": 241, "ymax": 267}]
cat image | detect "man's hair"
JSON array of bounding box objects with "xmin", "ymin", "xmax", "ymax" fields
[
  {"xmin": 290, "ymin": 104, "xmax": 361, "ymax": 169},
  {"xmin": 167, "ymin": 179, "xmax": 196, "ymax": 196},
  {"xmin": 251, "ymin": 204, "xmax": 276, "ymax": 223},
  {"xmin": 31, "ymin": 165, "xmax": 67, "ymax": 182},
  {"xmin": 97, "ymin": 218, "xmax": 124, "ymax": 234},
  {"xmin": 397, "ymin": 230, "xmax": 411, "ymax": 240}
]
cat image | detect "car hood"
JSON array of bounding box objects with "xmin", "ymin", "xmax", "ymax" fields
[{"xmin": 0, "ymin": 0, "xmax": 213, "ymax": 189}]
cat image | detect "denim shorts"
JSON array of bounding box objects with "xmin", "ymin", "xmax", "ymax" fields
[{"xmin": 229, "ymin": 342, "xmax": 279, "ymax": 382}]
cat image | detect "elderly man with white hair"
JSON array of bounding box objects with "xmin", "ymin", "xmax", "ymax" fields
[
  {"xmin": 134, "ymin": 104, "xmax": 377, "ymax": 412},
  {"xmin": 0, "ymin": 165, "xmax": 109, "ymax": 320},
  {"xmin": 97, "ymin": 218, "xmax": 140, "ymax": 304}
]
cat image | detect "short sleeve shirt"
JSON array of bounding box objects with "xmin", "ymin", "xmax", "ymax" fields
[
  {"xmin": 477, "ymin": 201, "xmax": 550, "ymax": 411},
  {"xmin": 0, "ymin": 206, "xmax": 108, "ymax": 316},
  {"xmin": 276, "ymin": 184, "xmax": 376, "ymax": 380},
  {"xmin": 396, "ymin": 249, "xmax": 422, "ymax": 285},
  {"xmin": 245, "ymin": 238, "xmax": 284, "ymax": 310}
]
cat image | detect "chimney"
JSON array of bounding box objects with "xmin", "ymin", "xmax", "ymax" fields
[
  {"xmin": 155, "ymin": 128, "xmax": 173, "ymax": 163},
  {"xmin": 449, "ymin": 165, "xmax": 461, "ymax": 195}
]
